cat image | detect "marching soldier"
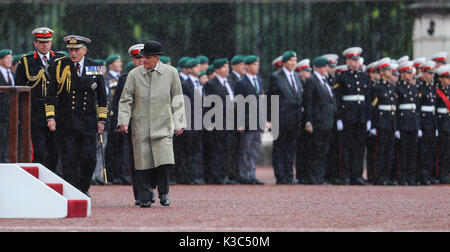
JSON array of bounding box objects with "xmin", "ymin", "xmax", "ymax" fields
[
  {"xmin": 417, "ymin": 61, "xmax": 439, "ymax": 185},
  {"xmin": 272, "ymin": 55, "xmax": 283, "ymax": 71},
  {"xmin": 14, "ymin": 27, "xmax": 63, "ymax": 172},
  {"xmin": 369, "ymin": 58, "xmax": 397, "ymax": 185},
  {"xmin": 46, "ymin": 35, "xmax": 107, "ymax": 196},
  {"xmin": 435, "ymin": 64, "xmax": 450, "ymax": 184},
  {"xmin": 395, "ymin": 61, "xmax": 420, "ymax": 185},
  {"xmin": 334, "ymin": 47, "xmax": 370, "ymax": 185}
]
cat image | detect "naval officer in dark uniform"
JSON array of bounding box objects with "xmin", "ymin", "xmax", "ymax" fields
[{"xmin": 46, "ymin": 35, "xmax": 107, "ymax": 195}]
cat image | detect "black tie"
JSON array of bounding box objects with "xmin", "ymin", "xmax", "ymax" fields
[
  {"xmin": 43, "ymin": 55, "xmax": 48, "ymax": 68},
  {"xmin": 290, "ymin": 74, "xmax": 298, "ymax": 93},
  {"xmin": 7, "ymin": 69, "xmax": 12, "ymax": 85},
  {"xmin": 75, "ymin": 63, "xmax": 81, "ymax": 76}
]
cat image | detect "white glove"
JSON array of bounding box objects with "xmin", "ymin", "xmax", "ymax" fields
[
  {"xmin": 370, "ymin": 128, "xmax": 377, "ymax": 136},
  {"xmin": 366, "ymin": 121, "xmax": 372, "ymax": 132},
  {"xmin": 436, "ymin": 129, "xmax": 439, "ymax": 137},
  {"xmin": 395, "ymin": 131, "xmax": 401, "ymax": 139},
  {"xmin": 337, "ymin": 120, "xmax": 344, "ymax": 131},
  {"xmin": 418, "ymin": 130, "xmax": 423, "ymax": 138}
]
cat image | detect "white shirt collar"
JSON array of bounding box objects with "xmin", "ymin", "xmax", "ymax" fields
[
  {"xmin": 108, "ymin": 70, "xmax": 120, "ymax": 80},
  {"xmin": 246, "ymin": 73, "xmax": 257, "ymax": 80},
  {"xmin": 216, "ymin": 75, "xmax": 227, "ymax": 86},
  {"xmin": 189, "ymin": 74, "xmax": 199, "ymax": 83},
  {"xmin": 282, "ymin": 66, "xmax": 294, "ymax": 77},
  {"xmin": 37, "ymin": 51, "xmax": 50, "ymax": 61},
  {"xmin": 232, "ymin": 70, "xmax": 242, "ymax": 80},
  {"xmin": 314, "ymin": 71, "xmax": 326, "ymax": 82},
  {"xmin": 179, "ymin": 71, "xmax": 188, "ymax": 80}
]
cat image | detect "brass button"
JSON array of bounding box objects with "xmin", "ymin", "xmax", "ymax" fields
[{"xmin": 72, "ymin": 106, "xmax": 75, "ymax": 110}]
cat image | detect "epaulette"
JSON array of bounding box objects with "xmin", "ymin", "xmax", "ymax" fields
[{"xmin": 54, "ymin": 55, "xmax": 67, "ymax": 62}]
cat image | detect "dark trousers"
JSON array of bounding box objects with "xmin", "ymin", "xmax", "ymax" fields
[
  {"xmin": 31, "ymin": 126, "xmax": 59, "ymax": 173},
  {"xmin": 342, "ymin": 123, "xmax": 366, "ymax": 181},
  {"xmin": 0, "ymin": 122, "xmax": 9, "ymax": 163},
  {"xmin": 295, "ymin": 130, "xmax": 311, "ymax": 183},
  {"xmin": 173, "ymin": 133, "xmax": 188, "ymax": 183},
  {"xmin": 58, "ymin": 128, "xmax": 97, "ymax": 194},
  {"xmin": 366, "ymin": 134, "xmax": 376, "ymax": 183},
  {"xmin": 327, "ymin": 127, "xmax": 341, "ymax": 182},
  {"xmin": 307, "ymin": 129, "xmax": 332, "ymax": 184},
  {"xmin": 136, "ymin": 164, "xmax": 170, "ymax": 203},
  {"xmin": 418, "ymin": 129, "xmax": 436, "ymax": 183},
  {"xmin": 187, "ymin": 131, "xmax": 204, "ymax": 183},
  {"xmin": 225, "ymin": 131, "xmax": 240, "ymax": 181},
  {"xmin": 202, "ymin": 130, "xmax": 215, "ymax": 184},
  {"xmin": 204, "ymin": 130, "xmax": 227, "ymax": 184},
  {"xmin": 273, "ymin": 126, "xmax": 298, "ymax": 184},
  {"xmin": 237, "ymin": 131, "xmax": 261, "ymax": 181},
  {"xmin": 397, "ymin": 130, "xmax": 418, "ymax": 184},
  {"xmin": 437, "ymin": 131, "xmax": 450, "ymax": 183},
  {"xmin": 373, "ymin": 129, "xmax": 395, "ymax": 185},
  {"xmin": 105, "ymin": 131, "xmax": 132, "ymax": 185}
]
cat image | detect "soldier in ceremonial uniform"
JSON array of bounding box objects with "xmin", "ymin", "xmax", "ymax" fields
[
  {"xmin": 334, "ymin": 47, "xmax": 370, "ymax": 185},
  {"xmin": 395, "ymin": 61, "xmax": 421, "ymax": 185},
  {"xmin": 369, "ymin": 58, "xmax": 397, "ymax": 185},
  {"xmin": 431, "ymin": 51, "xmax": 447, "ymax": 87},
  {"xmin": 366, "ymin": 60, "xmax": 380, "ymax": 183},
  {"xmin": 417, "ymin": 61, "xmax": 439, "ymax": 185},
  {"xmin": 46, "ymin": 35, "xmax": 107, "ymax": 196},
  {"xmin": 435, "ymin": 64, "xmax": 450, "ymax": 184},
  {"xmin": 14, "ymin": 27, "xmax": 63, "ymax": 172},
  {"xmin": 294, "ymin": 59, "xmax": 312, "ymax": 184},
  {"xmin": 272, "ymin": 56, "xmax": 283, "ymax": 72}
]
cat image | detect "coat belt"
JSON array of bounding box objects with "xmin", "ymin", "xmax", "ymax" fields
[
  {"xmin": 378, "ymin": 104, "xmax": 396, "ymax": 111},
  {"xmin": 421, "ymin": 105, "xmax": 435, "ymax": 112},
  {"xmin": 342, "ymin": 95, "xmax": 365, "ymax": 102},
  {"xmin": 398, "ymin": 103, "xmax": 416, "ymax": 110}
]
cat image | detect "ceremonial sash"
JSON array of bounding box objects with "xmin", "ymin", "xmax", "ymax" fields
[{"xmin": 436, "ymin": 88, "xmax": 450, "ymax": 111}]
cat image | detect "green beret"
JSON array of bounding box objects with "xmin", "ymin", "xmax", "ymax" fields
[
  {"xmin": 244, "ymin": 55, "xmax": 259, "ymax": 65},
  {"xmin": 176, "ymin": 67, "xmax": 180, "ymax": 73},
  {"xmin": 231, "ymin": 55, "xmax": 245, "ymax": 65},
  {"xmin": 0, "ymin": 49, "xmax": 12, "ymax": 59},
  {"xmin": 160, "ymin": 56, "xmax": 171, "ymax": 64},
  {"xmin": 177, "ymin": 56, "xmax": 191, "ymax": 68},
  {"xmin": 199, "ymin": 71, "xmax": 206, "ymax": 78},
  {"xmin": 196, "ymin": 55, "xmax": 209, "ymax": 64},
  {"xmin": 212, "ymin": 58, "xmax": 229, "ymax": 69},
  {"xmin": 13, "ymin": 54, "xmax": 24, "ymax": 65},
  {"xmin": 93, "ymin": 59, "xmax": 105, "ymax": 65},
  {"xmin": 124, "ymin": 61, "xmax": 135, "ymax": 73},
  {"xmin": 186, "ymin": 58, "xmax": 200, "ymax": 68},
  {"xmin": 105, "ymin": 54, "xmax": 121, "ymax": 66},
  {"xmin": 312, "ymin": 56, "xmax": 329, "ymax": 67},
  {"xmin": 281, "ymin": 51, "xmax": 297, "ymax": 63},
  {"xmin": 206, "ymin": 65, "xmax": 215, "ymax": 75}
]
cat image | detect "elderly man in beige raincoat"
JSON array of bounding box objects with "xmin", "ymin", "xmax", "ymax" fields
[{"xmin": 118, "ymin": 40, "xmax": 186, "ymax": 207}]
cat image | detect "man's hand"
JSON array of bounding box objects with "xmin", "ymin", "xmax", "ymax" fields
[
  {"xmin": 175, "ymin": 128, "xmax": 184, "ymax": 136},
  {"xmin": 118, "ymin": 124, "xmax": 128, "ymax": 134},
  {"xmin": 98, "ymin": 122, "xmax": 105, "ymax": 134},
  {"xmin": 48, "ymin": 119, "xmax": 56, "ymax": 132},
  {"xmin": 305, "ymin": 123, "xmax": 313, "ymax": 134}
]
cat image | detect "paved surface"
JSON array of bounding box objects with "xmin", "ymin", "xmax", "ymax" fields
[{"xmin": 1, "ymin": 167, "xmax": 449, "ymax": 232}]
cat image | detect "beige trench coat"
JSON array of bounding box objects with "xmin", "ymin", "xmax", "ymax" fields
[{"xmin": 118, "ymin": 63, "xmax": 186, "ymax": 170}]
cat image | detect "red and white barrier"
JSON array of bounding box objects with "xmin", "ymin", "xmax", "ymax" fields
[{"xmin": 0, "ymin": 163, "xmax": 91, "ymax": 218}]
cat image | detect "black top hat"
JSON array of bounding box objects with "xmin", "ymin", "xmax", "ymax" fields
[{"xmin": 142, "ymin": 40, "xmax": 164, "ymax": 56}]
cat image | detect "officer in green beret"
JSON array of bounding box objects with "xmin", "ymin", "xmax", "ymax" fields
[
  {"xmin": 196, "ymin": 55, "xmax": 209, "ymax": 72},
  {"xmin": 267, "ymin": 50, "xmax": 303, "ymax": 184},
  {"xmin": 204, "ymin": 58, "xmax": 237, "ymax": 184},
  {"xmin": 160, "ymin": 56, "xmax": 171, "ymax": 65},
  {"xmin": 178, "ymin": 56, "xmax": 191, "ymax": 82},
  {"xmin": 104, "ymin": 54, "xmax": 122, "ymax": 100},
  {"xmin": 206, "ymin": 64, "xmax": 216, "ymax": 80},
  {"xmin": 0, "ymin": 49, "xmax": 14, "ymax": 163},
  {"xmin": 234, "ymin": 55, "xmax": 265, "ymax": 184},
  {"xmin": 303, "ymin": 56, "xmax": 337, "ymax": 184}
]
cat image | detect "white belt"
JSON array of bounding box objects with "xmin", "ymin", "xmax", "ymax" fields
[
  {"xmin": 437, "ymin": 107, "xmax": 449, "ymax": 114},
  {"xmin": 378, "ymin": 104, "xmax": 396, "ymax": 111},
  {"xmin": 342, "ymin": 95, "xmax": 365, "ymax": 102},
  {"xmin": 398, "ymin": 103, "xmax": 416, "ymax": 110},
  {"xmin": 421, "ymin": 105, "xmax": 435, "ymax": 112}
]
